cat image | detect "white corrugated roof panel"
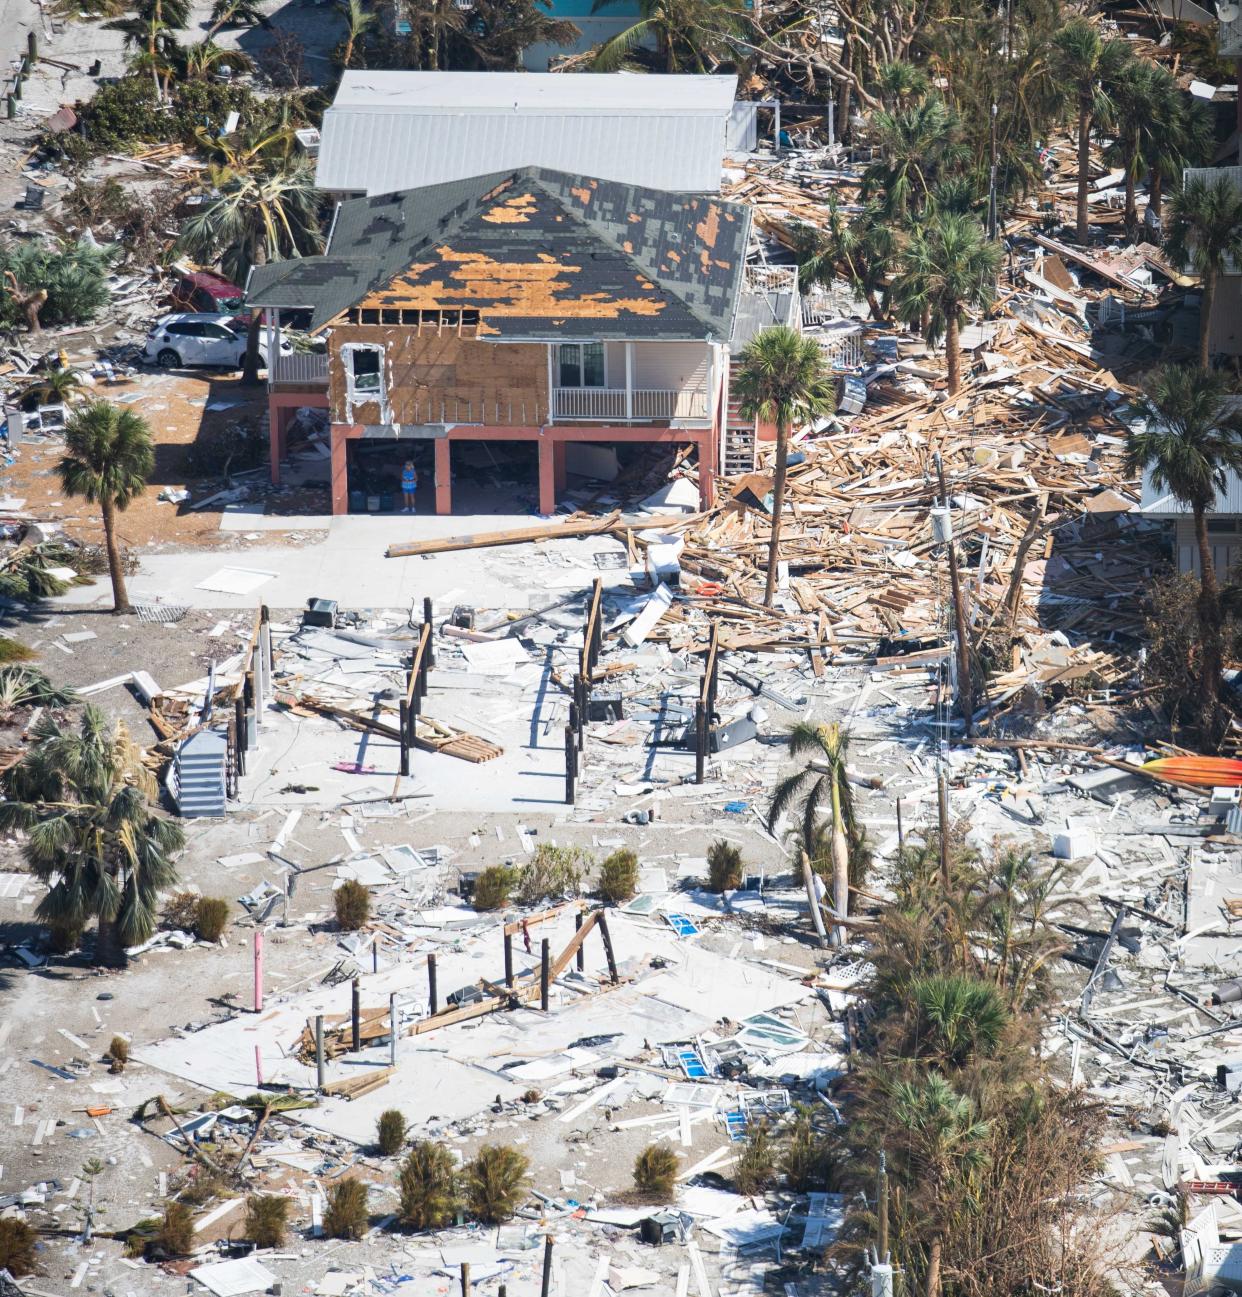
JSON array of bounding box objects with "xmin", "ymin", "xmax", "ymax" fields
[
  {"xmin": 329, "ymin": 70, "xmax": 736, "ymax": 113},
  {"xmin": 317, "ymin": 71, "xmax": 737, "ymax": 196}
]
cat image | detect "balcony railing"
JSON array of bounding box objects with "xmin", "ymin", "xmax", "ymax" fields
[
  {"xmin": 552, "ymin": 387, "xmax": 710, "ymax": 422},
  {"xmin": 269, "ymin": 350, "xmax": 328, "ymax": 385}
]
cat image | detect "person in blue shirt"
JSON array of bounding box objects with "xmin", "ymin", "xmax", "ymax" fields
[{"xmin": 400, "ymin": 459, "xmax": 418, "ymax": 514}]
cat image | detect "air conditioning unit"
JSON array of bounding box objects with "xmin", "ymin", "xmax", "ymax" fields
[{"xmin": 294, "ymin": 127, "xmax": 321, "ymax": 158}]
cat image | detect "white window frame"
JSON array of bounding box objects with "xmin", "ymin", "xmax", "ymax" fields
[{"xmin": 344, "ymin": 342, "xmax": 385, "ymax": 399}]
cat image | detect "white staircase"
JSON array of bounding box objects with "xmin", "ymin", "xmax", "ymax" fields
[
  {"xmin": 171, "ymin": 729, "xmax": 228, "ymax": 818},
  {"xmin": 722, "ymin": 395, "xmax": 757, "ymax": 477}
]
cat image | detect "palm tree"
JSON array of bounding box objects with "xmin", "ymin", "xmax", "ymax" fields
[
  {"xmin": 769, "ymin": 721, "xmax": 856, "ymax": 945},
  {"xmin": 206, "ymin": 0, "xmax": 267, "ymax": 36},
  {"xmin": 336, "ymin": 0, "xmax": 375, "ymax": 67},
  {"xmin": 106, "ymin": 0, "xmax": 190, "ymax": 95},
  {"xmin": 1125, "ymin": 366, "xmax": 1242, "ymax": 729},
  {"xmin": 873, "ymin": 59, "xmax": 929, "ymax": 109},
  {"xmin": 402, "ymin": 0, "xmax": 464, "ymax": 69},
  {"xmin": 1104, "ymin": 59, "xmax": 1165, "ymax": 237},
  {"xmin": 588, "ymin": 0, "xmax": 745, "ymax": 73},
  {"xmin": 181, "ymin": 40, "xmax": 250, "ymax": 80},
  {"xmin": 30, "ymin": 366, "xmax": 83, "ymax": 407},
  {"xmin": 731, "ymin": 325, "xmax": 833, "ymax": 607},
  {"xmin": 887, "ymin": 1073, "xmax": 990, "ymax": 1297},
  {"xmin": 0, "ymin": 707, "xmax": 184, "ymax": 967},
  {"xmin": 863, "ymin": 95, "xmax": 967, "ymax": 221},
  {"xmin": 178, "ymin": 156, "xmax": 322, "ymax": 381},
  {"xmin": 1165, "ymin": 174, "xmax": 1242, "ymax": 371},
  {"xmin": 1145, "ymin": 91, "xmax": 1211, "ymax": 227},
  {"xmin": 59, "ymin": 402, "xmax": 153, "ymax": 615},
  {"xmin": 907, "ymin": 975, "xmax": 1009, "ymax": 1069},
  {"xmin": 891, "ymin": 212, "xmax": 999, "ymax": 395},
  {"xmin": 1050, "ymin": 18, "xmax": 1132, "ymax": 244},
  {"xmin": 796, "ymin": 196, "xmax": 897, "ymax": 322}
]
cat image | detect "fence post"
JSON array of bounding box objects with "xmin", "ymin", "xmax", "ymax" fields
[
  {"xmin": 399, "ymin": 700, "xmax": 410, "ymax": 776},
  {"xmin": 695, "ymin": 700, "xmax": 707, "ymax": 785},
  {"xmin": 423, "ymin": 597, "xmax": 435, "ymax": 668},
  {"xmin": 351, "ymin": 977, "xmax": 361, "ymax": 1052}
]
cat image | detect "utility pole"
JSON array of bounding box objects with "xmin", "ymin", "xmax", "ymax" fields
[
  {"xmin": 877, "ymin": 1151, "xmax": 889, "ymax": 1259},
  {"xmin": 937, "ymin": 770, "xmax": 952, "ymax": 893},
  {"xmin": 987, "ymin": 102, "xmax": 999, "ymax": 242},
  {"xmin": 933, "ymin": 452, "xmax": 973, "ymax": 737}
]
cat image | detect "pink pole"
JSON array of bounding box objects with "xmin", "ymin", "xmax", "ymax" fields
[
  {"xmin": 254, "ymin": 1044, "xmax": 263, "ymax": 1087},
  {"xmin": 253, "ymin": 929, "xmax": 264, "ymax": 1013}
]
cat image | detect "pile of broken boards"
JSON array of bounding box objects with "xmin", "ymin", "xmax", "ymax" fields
[
  {"xmin": 941, "ymin": 733, "xmax": 1242, "ymax": 1292},
  {"xmin": 274, "ymin": 622, "xmax": 503, "ymax": 764},
  {"xmin": 665, "ymin": 313, "xmax": 1163, "ymax": 730}
]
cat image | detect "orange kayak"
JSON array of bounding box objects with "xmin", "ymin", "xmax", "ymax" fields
[{"xmin": 1142, "ymin": 757, "xmax": 1242, "ymax": 788}]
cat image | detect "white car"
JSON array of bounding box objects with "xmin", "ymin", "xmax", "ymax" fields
[{"xmin": 142, "ymin": 313, "xmax": 290, "ymax": 370}]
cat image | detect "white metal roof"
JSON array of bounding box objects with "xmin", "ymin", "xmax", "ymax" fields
[{"xmin": 316, "ymin": 71, "xmax": 738, "ymax": 196}]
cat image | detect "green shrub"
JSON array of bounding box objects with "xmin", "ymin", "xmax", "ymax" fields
[
  {"xmin": 46, "ymin": 74, "xmax": 255, "ymax": 158},
  {"xmin": 398, "ymin": 1141, "xmax": 459, "ymax": 1230},
  {"xmin": 733, "ymin": 1125, "xmax": 776, "ymax": 1195},
  {"xmin": 464, "ymin": 1144, "xmax": 529, "ymax": 1223},
  {"xmin": 334, "ymin": 880, "xmax": 370, "ymax": 930},
  {"xmin": 598, "ymin": 848, "xmax": 639, "ymax": 903},
  {"xmin": 0, "ymin": 1216, "xmax": 37, "ymax": 1275},
  {"xmin": 195, "ymin": 897, "xmax": 230, "ymax": 943},
  {"xmin": 780, "ymin": 1107, "xmax": 832, "ymax": 1192},
  {"xmin": 244, "ymin": 1193, "xmax": 291, "ymax": 1247},
  {"xmin": 377, "ymin": 1109, "xmax": 407, "ymax": 1156},
  {"xmin": 706, "ymin": 839, "xmax": 743, "ymax": 892},
  {"xmin": 0, "ymin": 242, "xmax": 113, "ymax": 332},
  {"xmin": 46, "ymin": 917, "xmax": 83, "ymax": 953},
  {"xmin": 472, "ymin": 865, "xmax": 517, "ymax": 912},
  {"xmin": 107, "ymin": 1035, "xmax": 129, "ymax": 1066},
  {"xmin": 155, "ymin": 1201, "xmax": 194, "ymax": 1257},
  {"xmin": 632, "ymin": 1144, "xmax": 678, "ymax": 1201},
  {"xmin": 323, "ymin": 1178, "xmax": 369, "ymax": 1240},
  {"xmin": 516, "ymin": 843, "xmax": 590, "ymax": 905}
]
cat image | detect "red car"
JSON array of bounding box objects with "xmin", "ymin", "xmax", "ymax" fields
[{"xmin": 170, "ymin": 271, "xmax": 245, "ymax": 318}]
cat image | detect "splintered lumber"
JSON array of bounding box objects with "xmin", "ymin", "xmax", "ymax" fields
[
  {"xmin": 323, "ymin": 1067, "xmax": 394, "ymax": 1099},
  {"xmin": 384, "ymin": 511, "xmax": 703, "ymax": 558}
]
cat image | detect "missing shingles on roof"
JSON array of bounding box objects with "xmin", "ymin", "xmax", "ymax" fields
[{"xmin": 695, "ymin": 205, "xmax": 720, "ymax": 248}]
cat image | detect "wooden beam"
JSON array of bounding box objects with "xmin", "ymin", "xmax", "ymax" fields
[{"xmin": 385, "ymin": 511, "xmax": 705, "ymax": 559}]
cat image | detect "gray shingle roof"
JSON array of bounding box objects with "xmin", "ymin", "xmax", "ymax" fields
[{"xmin": 245, "ymin": 167, "xmax": 750, "ymax": 341}]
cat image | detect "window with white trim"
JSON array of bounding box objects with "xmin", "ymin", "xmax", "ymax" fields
[{"xmin": 348, "ymin": 345, "xmax": 383, "ymax": 396}]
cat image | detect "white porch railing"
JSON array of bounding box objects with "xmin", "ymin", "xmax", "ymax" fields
[
  {"xmin": 269, "ymin": 350, "xmax": 328, "ymax": 385},
  {"xmin": 552, "ymin": 387, "xmax": 710, "ymax": 421},
  {"xmin": 743, "ymin": 264, "xmax": 799, "ymax": 295}
]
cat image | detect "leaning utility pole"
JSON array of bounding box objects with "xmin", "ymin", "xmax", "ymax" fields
[
  {"xmin": 987, "ymin": 103, "xmax": 999, "ymax": 241},
  {"xmin": 933, "ymin": 453, "xmax": 973, "ymax": 737}
]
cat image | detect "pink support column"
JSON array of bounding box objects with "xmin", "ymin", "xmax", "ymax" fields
[
  {"xmin": 434, "ymin": 437, "xmax": 452, "ymax": 515},
  {"xmin": 253, "ymin": 929, "xmax": 264, "ymax": 1012},
  {"xmin": 553, "ymin": 439, "xmax": 567, "ymax": 492},
  {"xmin": 538, "ymin": 432, "xmax": 556, "ymax": 516},
  {"xmin": 330, "ymin": 424, "xmax": 349, "ymax": 515},
  {"xmin": 254, "ymin": 1044, "xmax": 263, "ymax": 1087}
]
